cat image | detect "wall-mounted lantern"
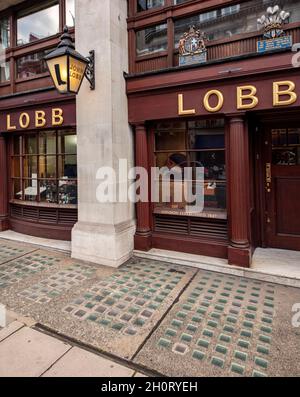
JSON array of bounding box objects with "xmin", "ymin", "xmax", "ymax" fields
[{"xmin": 45, "ymin": 26, "xmax": 95, "ymax": 95}]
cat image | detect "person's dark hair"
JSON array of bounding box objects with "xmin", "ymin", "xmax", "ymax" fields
[{"xmin": 169, "ymin": 153, "xmax": 187, "ymax": 168}]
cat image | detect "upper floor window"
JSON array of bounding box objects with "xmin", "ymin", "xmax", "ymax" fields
[
  {"xmin": 17, "ymin": 1, "xmax": 60, "ymax": 46},
  {"xmin": 137, "ymin": 0, "xmax": 164, "ymax": 12},
  {"xmin": 174, "ymin": 0, "xmax": 299, "ymax": 45},
  {"xmin": 0, "ymin": 16, "xmax": 10, "ymax": 49},
  {"xmin": 136, "ymin": 23, "xmax": 168, "ymax": 56}
]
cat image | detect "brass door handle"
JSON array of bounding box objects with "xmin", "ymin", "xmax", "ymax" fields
[{"xmin": 266, "ymin": 163, "xmax": 271, "ymax": 192}]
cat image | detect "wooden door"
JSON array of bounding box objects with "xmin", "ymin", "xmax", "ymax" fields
[{"xmin": 264, "ymin": 126, "xmax": 300, "ymax": 251}]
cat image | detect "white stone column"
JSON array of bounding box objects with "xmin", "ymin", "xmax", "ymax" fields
[{"xmin": 72, "ymin": 0, "xmax": 135, "ymax": 267}]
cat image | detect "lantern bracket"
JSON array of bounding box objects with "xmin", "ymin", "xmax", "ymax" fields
[{"xmin": 85, "ymin": 50, "xmax": 95, "ymax": 90}]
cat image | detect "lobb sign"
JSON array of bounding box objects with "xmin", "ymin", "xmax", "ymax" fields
[{"xmin": 0, "ymin": 103, "xmax": 76, "ymax": 133}]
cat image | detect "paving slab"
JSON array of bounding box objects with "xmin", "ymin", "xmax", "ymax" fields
[
  {"xmin": 134, "ymin": 269, "xmax": 300, "ymax": 377},
  {"xmin": 0, "ymin": 321, "xmax": 24, "ymax": 342},
  {"xmin": 42, "ymin": 346, "xmax": 134, "ymax": 377},
  {"xmin": 0, "ymin": 327, "xmax": 71, "ymax": 377},
  {"xmin": 11, "ymin": 258, "xmax": 196, "ymax": 360}
]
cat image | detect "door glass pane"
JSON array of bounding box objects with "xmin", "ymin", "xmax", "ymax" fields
[
  {"xmin": 17, "ymin": 1, "xmax": 59, "ymax": 46},
  {"xmin": 272, "ymin": 128, "xmax": 300, "ymax": 165}
]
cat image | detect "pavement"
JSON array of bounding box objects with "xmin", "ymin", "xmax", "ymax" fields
[{"xmin": 0, "ymin": 239, "xmax": 300, "ymax": 377}]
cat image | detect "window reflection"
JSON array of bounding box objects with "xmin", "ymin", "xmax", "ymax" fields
[
  {"xmin": 17, "ymin": 1, "xmax": 59, "ymax": 46},
  {"xmin": 136, "ymin": 23, "xmax": 168, "ymax": 56},
  {"xmin": 16, "ymin": 48, "xmax": 52, "ymax": 79},
  {"xmin": 272, "ymin": 128, "xmax": 300, "ymax": 166},
  {"xmin": 0, "ymin": 16, "xmax": 10, "ymax": 49},
  {"xmin": 137, "ymin": 0, "xmax": 164, "ymax": 12},
  {"xmin": 66, "ymin": 0, "xmax": 75, "ymax": 27},
  {"xmin": 154, "ymin": 120, "xmax": 226, "ymax": 218},
  {"xmin": 0, "ymin": 61, "xmax": 10, "ymax": 83}
]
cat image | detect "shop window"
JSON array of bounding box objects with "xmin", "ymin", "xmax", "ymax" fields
[
  {"xmin": 66, "ymin": 0, "xmax": 75, "ymax": 27},
  {"xmin": 272, "ymin": 128, "xmax": 300, "ymax": 165},
  {"xmin": 174, "ymin": 0, "xmax": 299, "ymax": 46},
  {"xmin": 17, "ymin": 1, "xmax": 60, "ymax": 46},
  {"xmin": 154, "ymin": 119, "xmax": 226, "ymax": 219},
  {"xmin": 137, "ymin": 0, "xmax": 164, "ymax": 12},
  {"xmin": 0, "ymin": 16, "xmax": 10, "ymax": 49},
  {"xmin": 16, "ymin": 48, "xmax": 53, "ymax": 79},
  {"xmin": 11, "ymin": 131, "xmax": 77, "ymax": 205},
  {"xmin": 136, "ymin": 23, "xmax": 168, "ymax": 56}
]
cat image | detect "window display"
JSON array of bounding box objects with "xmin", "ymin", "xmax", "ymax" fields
[
  {"xmin": 154, "ymin": 119, "xmax": 226, "ymax": 219},
  {"xmin": 11, "ymin": 130, "xmax": 77, "ymax": 205}
]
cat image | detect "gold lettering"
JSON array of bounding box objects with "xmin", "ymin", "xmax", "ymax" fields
[
  {"xmin": 178, "ymin": 94, "xmax": 196, "ymax": 116},
  {"xmin": 203, "ymin": 90, "xmax": 224, "ymax": 113},
  {"xmin": 35, "ymin": 111, "xmax": 46, "ymax": 128},
  {"xmin": 6, "ymin": 115, "xmax": 16, "ymax": 131},
  {"xmin": 52, "ymin": 108, "xmax": 64, "ymax": 126},
  {"xmin": 273, "ymin": 81, "xmax": 297, "ymax": 106},
  {"xmin": 19, "ymin": 113, "xmax": 30, "ymax": 129},
  {"xmin": 237, "ymin": 85, "xmax": 259, "ymax": 110}
]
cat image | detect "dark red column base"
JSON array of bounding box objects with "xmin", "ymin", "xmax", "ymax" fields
[
  {"xmin": 134, "ymin": 233, "xmax": 152, "ymax": 252},
  {"xmin": 228, "ymin": 245, "xmax": 252, "ymax": 268},
  {"xmin": 0, "ymin": 217, "xmax": 9, "ymax": 232}
]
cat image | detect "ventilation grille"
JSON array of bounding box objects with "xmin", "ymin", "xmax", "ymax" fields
[
  {"xmin": 154, "ymin": 215, "xmax": 228, "ymax": 241},
  {"xmin": 10, "ymin": 204, "xmax": 78, "ymax": 226}
]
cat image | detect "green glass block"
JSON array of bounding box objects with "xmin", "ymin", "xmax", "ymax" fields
[
  {"xmin": 211, "ymin": 312, "xmax": 221, "ymax": 320},
  {"xmin": 245, "ymin": 313, "xmax": 256, "ymax": 320},
  {"xmin": 148, "ymin": 303, "xmax": 159, "ymax": 310},
  {"xmin": 231, "ymin": 363, "xmax": 245, "ymax": 375},
  {"xmin": 235, "ymin": 296, "xmax": 244, "ymax": 301},
  {"xmin": 259, "ymin": 335, "xmax": 271, "ymax": 344},
  {"xmin": 99, "ymin": 319, "xmax": 110, "ymax": 326},
  {"xmin": 181, "ymin": 333, "xmax": 193, "ymax": 343},
  {"xmin": 221, "ymin": 293, "xmax": 230, "ymax": 297},
  {"xmin": 187, "ymin": 298, "xmax": 196, "ymax": 304},
  {"xmin": 187, "ymin": 324, "xmax": 198, "ymax": 333},
  {"xmin": 264, "ymin": 302, "xmax": 274, "ymax": 308},
  {"xmin": 177, "ymin": 312, "xmax": 187, "ymax": 319},
  {"xmin": 260, "ymin": 326, "xmax": 272, "ymax": 334},
  {"xmin": 243, "ymin": 321, "xmax": 254, "ymax": 329},
  {"xmin": 208, "ymin": 290, "xmax": 216, "ymax": 294},
  {"xmin": 215, "ymin": 305, "xmax": 225, "ymax": 312},
  {"xmin": 238, "ymin": 339, "xmax": 250, "ymax": 349},
  {"xmin": 219, "ymin": 334, "xmax": 231, "ymax": 343},
  {"xmin": 172, "ymin": 319, "xmax": 183, "ymax": 328},
  {"xmin": 197, "ymin": 339, "xmax": 209, "ymax": 349},
  {"xmin": 165, "ymin": 328, "xmax": 177, "ymax": 337},
  {"xmin": 182, "ymin": 304, "xmax": 193, "ymax": 311},
  {"xmin": 252, "ymin": 370, "xmax": 267, "ymax": 378},
  {"xmin": 234, "ymin": 351, "xmax": 248, "ymax": 361},
  {"xmin": 219, "ymin": 299, "xmax": 228, "ymax": 304},
  {"xmin": 85, "ymin": 302, "xmax": 95, "ymax": 309},
  {"xmin": 192, "ymin": 316, "xmax": 202, "ymax": 323},
  {"xmin": 129, "ymin": 307, "xmax": 139, "ymax": 314},
  {"xmin": 227, "ymin": 316, "xmax": 237, "ymax": 324},
  {"xmin": 197, "ymin": 308, "xmax": 207, "ymax": 315},
  {"xmin": 203, "ymin": 329, "xmax": 214, "ymax": 338},
  {"xmin": 134, "ymin": 318, "xmax": 145, "ymax": 327},
  {"xmin": 201, "ymin": 301, "xmax": 210, "ymax": 308},
  {"xmin": 207, "ymin": 320, "xmax": 218, "ymax": 328},
  {"xmin": 255, "ymin": 357, "xmax": 268, "ymax": 369},
  {"xmin": 262, "ymin": 317, "xmax": 273, "ymax": 324},
  {"xmin": 158, "ymin": 338, "xmax": 171, "ymax": 348},
  {"xmin": 216, "ymin": 345, "xmax": 228, "ymax": 355},
  {"xmin": 112, "ymin": 323, "xmax": 124, "ymax": 331},
  {"xmin": 237, "ymin": 290, "xmax": 246, "ymax": 294},
  {"xmin": 223, "ymin": 325, "xmax": 235, "ymax": 334},
  {"xmin": 241, "ymin": 330, "xmax": 252, "ymax": 338},
  {"xmin": 247, "ymin": 305, "xmax": 257, "ymax": 312},
  {"xmin": 211, "ymin": 357, "xmax": 224, "ymax": 368},
  {"xmin": 257, "ymin": 345, "xmax": 269, "ymax": 355},
  {"xmin": 192, "ymin": 350, "xmax": 206, "ymax": 361}
]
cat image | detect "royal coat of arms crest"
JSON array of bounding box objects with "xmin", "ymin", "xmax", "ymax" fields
[
  {"xmin": 178, "ymin": 26, "xmax": 207, "ymax": 66},
  {"xmin": 257, "ymin": 6, "xmax": 292, "ymax": 53}
]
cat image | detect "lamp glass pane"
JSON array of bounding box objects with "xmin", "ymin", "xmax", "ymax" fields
[
  {"xmin": 46, "ymin": 55, "xmax": 68, "ymax": 94},
  {"xmin": 69, "ymin": 56, "xmax": 87, "ymax": 94}
]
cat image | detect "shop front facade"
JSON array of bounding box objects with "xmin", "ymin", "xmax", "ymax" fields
[{"xmin": 126, "ymin": 0, "xmax": 300, "ymax": 267}]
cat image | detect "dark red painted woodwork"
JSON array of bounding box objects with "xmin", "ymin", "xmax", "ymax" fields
[{"xmin": 0, "ymin": 136, "xmax": 9, "ymax": 231}]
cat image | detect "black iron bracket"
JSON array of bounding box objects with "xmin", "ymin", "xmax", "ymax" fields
[{"xmin": 85, "ymin": 50, "xmax": 95, "ymax": 90}]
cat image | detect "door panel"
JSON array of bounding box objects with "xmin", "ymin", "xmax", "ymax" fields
[{"xmin": 264, "ymin": 127, "xmax": 300, "ymax": 251}]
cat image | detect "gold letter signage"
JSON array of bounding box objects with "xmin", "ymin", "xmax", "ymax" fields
[
  {"xmin": 178, "ymin": 80, "xmax": 298, "ymax": 116},
  {"xmin": 1, "ymin": 108, "xmax": 65, "ymax": 132}
]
